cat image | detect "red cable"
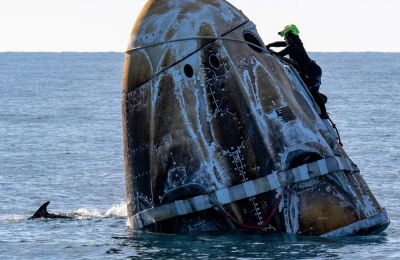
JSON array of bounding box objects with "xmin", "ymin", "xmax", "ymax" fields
[{"xmin": 223, "ymin": 196, "xmax": 282, "ymax": 230}]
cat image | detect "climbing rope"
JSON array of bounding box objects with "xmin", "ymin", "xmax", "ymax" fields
[
  {"xmin": 126, "ymin": 36, "xmax": 268, "ymax": 54},
  {"xmin": 327, "ymin": 117, "xmax": 343, "ymax": 146}
]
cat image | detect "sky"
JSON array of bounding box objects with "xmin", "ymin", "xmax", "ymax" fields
[{"xmin": 0, "ymin": 0, "xmax": 399, "ymax": 52}]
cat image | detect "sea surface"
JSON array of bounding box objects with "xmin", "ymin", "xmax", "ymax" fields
[{"xmin": 0, "ymin": 52, "xmax": 399, "ymax": 259}]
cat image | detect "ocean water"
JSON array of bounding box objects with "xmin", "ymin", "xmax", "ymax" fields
[{"xmin": 0, "ymin": 52, "xmax": 399, "ymax": 259}]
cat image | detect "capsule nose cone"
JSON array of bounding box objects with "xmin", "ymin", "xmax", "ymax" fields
[
  {"xmin": 124, "ymin": 0, "xmax": 250, "ymax": 93},
  {"xmin": 127, "ymin": 0, "xmax": 248, "ymax": 50}
]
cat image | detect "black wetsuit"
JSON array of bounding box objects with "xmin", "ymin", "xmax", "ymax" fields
[{"xmin": 267, "ymin": 38, "xmax": 328, "ymax": 118}]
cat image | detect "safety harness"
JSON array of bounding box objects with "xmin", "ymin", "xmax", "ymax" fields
[{"xmin": 132, "ymin": 156, "xmax": 359, "ymax": 229}]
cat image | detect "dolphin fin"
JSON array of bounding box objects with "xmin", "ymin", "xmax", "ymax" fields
[{"xmin": 29, "ymin": 201, "xmax": 50, "ymax": 219}]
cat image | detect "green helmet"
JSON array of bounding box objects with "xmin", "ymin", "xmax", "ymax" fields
[{"xmin": 278, "ymin": 24, "xmax": 300, "ymax": 37}]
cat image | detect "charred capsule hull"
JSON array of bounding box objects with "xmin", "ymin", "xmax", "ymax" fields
[{"xmin": 122, "ymin": 0, "xmax": 389, "ymax": 235}]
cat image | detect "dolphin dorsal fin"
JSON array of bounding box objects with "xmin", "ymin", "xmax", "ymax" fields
[{"xmin": 30, "ymin": 201, "xmax": 50, "ymax": 219}]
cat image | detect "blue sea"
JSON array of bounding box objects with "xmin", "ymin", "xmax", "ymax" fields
[{"xmin": 0, "ymin": 52, "xmax": 399, "ymax": 259}]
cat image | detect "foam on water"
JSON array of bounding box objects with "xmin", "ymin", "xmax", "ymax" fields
[
  {"xmin": 74, "ymin": 202, "xmax": 128, "ymax": 219},
  {"xmin": 0, "ymin": 215, "xmax": 26, "ymax": 222},
  {"xmin": 105, "ymin": 202, "xmax": 128, "ymax": 217}
]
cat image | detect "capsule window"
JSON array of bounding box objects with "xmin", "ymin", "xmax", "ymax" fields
[
  {"xmin": 209, "ymin": 54, "xmax": 221, "ymax": 69},
  {"xmin": 243, "ymin": 31, "xmax": 263, "ymax": 53},
  {"xmin": 184, "ymin": 64, "xmax": 194, "ymax": 78}
]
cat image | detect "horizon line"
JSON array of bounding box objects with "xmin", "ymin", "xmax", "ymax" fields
[{"xmin": 0, "ymin": 51, "xmax": 399, "ymax": 54}]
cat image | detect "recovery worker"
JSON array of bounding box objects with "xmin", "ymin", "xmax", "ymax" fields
[{"xmin": 266, "ymin": 24, "xmax": 329, "ymax": 119}]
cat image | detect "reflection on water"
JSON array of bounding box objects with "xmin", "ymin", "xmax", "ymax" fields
[{"xmin": 111, "ymin": 231, "xmax": 388, "ymax": 259}]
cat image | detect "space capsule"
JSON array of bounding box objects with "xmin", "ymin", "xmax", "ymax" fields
[{"xmin": 121, "ymin": 0, "xmax": 389, "ymax": 236}]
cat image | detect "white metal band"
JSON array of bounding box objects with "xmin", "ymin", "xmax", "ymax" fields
[{"xmin": 132, "ymin": 156, "xmax": 358, "ymax": 229}]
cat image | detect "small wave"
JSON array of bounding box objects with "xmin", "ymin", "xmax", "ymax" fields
[
  {"xmin": 74, "ymin": 208, "xmax": 104, "ymax": 219},
  {"xmin": 105, "ymin": 202, "xmax": 128, "ymax": 217},
  {"xmin": 73, "ymin": 202, "xmax": 127, "ymax": 219},
  {"xmin": 0, "ymin": 215, "xmax": 26, "ymax": 222}
]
